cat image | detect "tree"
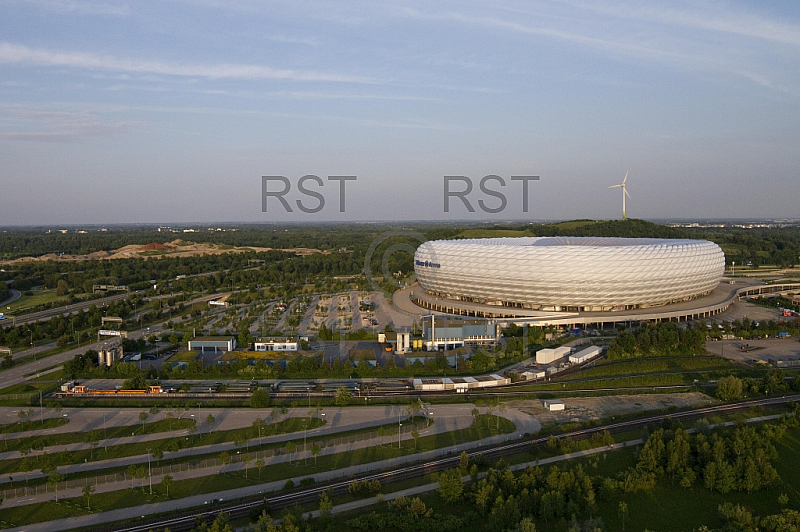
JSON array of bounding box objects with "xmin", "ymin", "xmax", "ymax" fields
[
  {"xmin": 253, "ymin": 417, "xmax": 265, "ymax": 444},
  {"xmin": 161, "ymin": 474, "xmax": 173, "ymax": 497},
  {"xmin": 618, "ymin": 501, "xmax": 628, "ymax": 532},
  {"xmin": 319, "ymin": 490, "xmax": 333, "ymax": 519},
  {"xmin": 127, "ymin": 464, "xmax": 137, "ymax": 488},
  {"xmin": 716, "ymin": 375, "xmax": 743, "ymax": 401},
  {"xmin": 206, "ymin": 413, "xmax": 216, "ymax": 428},
  {"xmin": 311, "ymin": 442, "xmax": 321, "ymax": 466},
  {"xmin": 255, "ymin": 457, "xmax": 265, "ymax": 479},
  {"xmin": 47, "ymin": 468, "xmax": 64, "ymax": 502},
  {"xmin": 56, "ymin": 279, "xmax": 69, "ymax": 296},
  {"xmin": 218, "ymin": 451, "xmax": 230, "ymax": 472},
  {"xmin": 83, "ymin": 484, "xmax": 94, "ymax": 510},
  {"xmin": 437, "ymin": 469, "xmax": 464, "ymax": 503},
  {"xmin": 245, "ymin": 385, "xmax": 270, "ymax": 408},
  {"xmin": 242, "ymin": 453, "xmax": 252, "ymax": 479},
  {"xmin": 285, "ymin": 441, "xmax": 297, "ymax": 463},
  {"xmin": 139, "ymin": 411, "xmax": 148, "ymax": 432},
  {"xmin": 165, "ymin": 410, "xmax": 175, "ymax": 430},
  {"xmin": 334, "ymin": 386, "xmax": 352, "ymax": 407},
  {"xmin": 510, "ymin": 518, "xmax": 537, "ymax": 532},
  {"xmin": 458, "ymin": 451, "xmax": 470, "ymax": 474},
  {"xmin": 764, "ymin": 368, "xmax": 787, "ymax": 395}
]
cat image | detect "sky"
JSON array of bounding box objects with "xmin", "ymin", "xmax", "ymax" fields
[{"xmin": 1, "ymin": 0, "xmax": 799, "ymax": 225}]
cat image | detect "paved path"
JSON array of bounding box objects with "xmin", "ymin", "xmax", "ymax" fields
[
  {"xmin": 0, "ymin": 404, "xmax": 541, "ymax": 531},
  {"xmin": 0, "ymin": 403, "xmax": 539, "ymax": 489}
]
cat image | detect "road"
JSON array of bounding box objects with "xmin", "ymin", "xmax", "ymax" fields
[
  {"xmin": 0, "ymin": 287, "xmax": 21, "ymax": 307},
  {"xmin": 0, "ymin": 292, "xmax": 225, "ymax": 388},
  {"xmin": 0, "ymin": 292, "xmax": 131, "ymax": 329},
  {"xmin": 6, "ymin": 394, "xmax": 794, "ymax": 532}
]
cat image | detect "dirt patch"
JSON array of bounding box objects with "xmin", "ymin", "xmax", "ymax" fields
[
  {"xmin": 510, "ymin": 392, "xmax": 718, "ymax": 425},
  {"xmin": 1, "ymin": 240, "xmax": 326, "ymax": 264}
]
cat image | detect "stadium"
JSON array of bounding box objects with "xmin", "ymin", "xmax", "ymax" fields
[{"xmin": 412, "ymin": 236, "xmax": 726, "ymax": 314}]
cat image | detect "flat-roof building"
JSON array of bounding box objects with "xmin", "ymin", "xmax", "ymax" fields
[
  {"xmin": 254, "ymin": 336, "xmax": 299, "ymax": 352},
  {"xmin": 188, "ymin": 336, "xmax": 236, "ymax": 353}
]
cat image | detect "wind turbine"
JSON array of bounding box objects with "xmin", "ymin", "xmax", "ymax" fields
[{"xmin": 608, "ymin": 170, "xmax": 631, "ymax": 219}]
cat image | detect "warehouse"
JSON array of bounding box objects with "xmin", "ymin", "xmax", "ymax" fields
[
  {"xmin": 569, "ymin": 345, "xmax": 603, "ymax": 364},
  {"xmin": 188, "ymin": 336, "xmax": 236, "ymax": 354},
  {"xmin": 536, "ymin": 346, "xmax": 572, "ymax": 365}
]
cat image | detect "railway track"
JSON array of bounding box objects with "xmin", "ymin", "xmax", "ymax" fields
[{"xmin": 106, "ymin": 394, "xmax": 800, "ymax": 532}]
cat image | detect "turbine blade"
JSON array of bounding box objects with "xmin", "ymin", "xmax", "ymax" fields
[
  {"xmin": 623, "ymin": 170, "xmax": 629, "ymax": 184},
  {"xmin": 608, "ymin": 184, "xmax": 622, "ymax": 188},
  {"xmin": 625, "ymin": 189, "xmax": 631, "ymax": 199}
]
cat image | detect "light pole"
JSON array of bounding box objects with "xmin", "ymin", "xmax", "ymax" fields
[
  {"xmin": 303, "ymin": 423, "xmax": 308, "ymax": 465},
  {"xmin": 147, "ymin": 448, "xmax": 152, "ymax": 494},
  {"xmin": 398, "ymin": 423, "xmax": 403, "ymax": 449}
]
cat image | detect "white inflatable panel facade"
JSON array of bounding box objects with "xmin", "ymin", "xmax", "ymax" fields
[{"xmin": 414, "ymin": 237, "xmax": 725, "ymax": 311}]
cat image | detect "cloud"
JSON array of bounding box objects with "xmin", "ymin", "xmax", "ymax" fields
[
  {"xmin": 400, "ymin": 5, "xmax": 796, "ymax": 92},
  {"xmin": 14, "ymin": 0, "xmax": 130, "ymax": 16},
  {"xmin": 0, "ymin": 107, "xmax": 141, "ymax": 142},
  {"xmin": 0, "ymin": 42, "xmax": 376, "ymax": 84},
  {"xmin": 562, "ymin": 1, "xmax": 800, "ymax": 48}
]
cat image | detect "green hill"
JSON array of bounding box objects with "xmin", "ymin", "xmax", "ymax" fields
[{"xmin": 454, "ymin": 219, "xmax": 688, "ymax": 241}]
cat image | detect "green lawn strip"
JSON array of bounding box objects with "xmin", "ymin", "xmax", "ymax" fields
[
  {"xmin": 0, "ymin": 417, "xmax": 67, "ymax": 434},
  {"xmin": 516, "ymin": 373, "xmax": 693, "ymax": 391},
  {"xmin": 3, "ymin": 416, "xmax": 424, "ymax": 487},
  {"xmin": 0, "ymin": 415, "xmax": 514, "ymax": 527},
  {"xmin": 0, "ymin": 418, "xmax": 196, "ymax": 454},
  {"xmin": 0, "ymin": 416, "xmax": 319, "ymax": 478},
  {"xmin": 0, "ymin": 380, "xmax": 60, "ymax": 397},
  {"xmin": 561, "ymin": 356, "xmax": 734, "ymax": 380}
]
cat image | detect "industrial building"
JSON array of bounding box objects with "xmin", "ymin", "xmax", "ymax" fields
[
  {"xmin": 188, "ymin": 336, "xmax": 236, "ymax": 353},
  {"xmin": 378, "ymin": 331, "xmax": 412, "ymax": 354},
  {"xmin": 98, "ymin": 343, "xmax": 124, "ymax": 367},
  {"xmin": 543, "ymin": 399, "xmax": 565, "ymax": 411},
  {"xmin": 569, "ymin": 345, "xmax": 603, "ymax": 364},
  {"xmin": 520, "ymin": 370, "xmax": 546, "ymax": 381},
  {"xmin": 536, "ymin": 346, "xmax": 572, "ymax": 365},
  {"xmin": 413, "ymin": 236, "xmax": 725, "ymax": 313},
  {"xmin": 421, "ymin": 316, "xmax": 499, "ymax": 351},
  {"xmin": 412, "ymin": 373, "xmax": 510, "ymax": 391},
  {"xmin": 253, "ymin": 336, "xmax": 299, "ymax": 352}
]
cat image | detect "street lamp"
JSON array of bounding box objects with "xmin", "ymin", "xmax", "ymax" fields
[
  {"xmin": 303, "ymin": 423, "xmax": 308, "ymax": 465},
  {"xmin": 398, "ymin": 423, "xmax": 403, "ymax": 449},
  {"xmin": 146, "ymin": 448, "xmax": 152, "ymax": 494}
]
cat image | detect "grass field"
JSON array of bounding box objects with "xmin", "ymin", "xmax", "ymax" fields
[
  {"xmin": 560, "ymin": 356, "xmax": 735, "ymax": 381},
  {"xmin": 4, "ymin": 289, "xmax": 69, "ymax": 313}
]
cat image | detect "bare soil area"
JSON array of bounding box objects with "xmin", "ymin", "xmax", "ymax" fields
[
  {"xmin": 2, "ymin": 240, "xmax": 324, "ymax": 264},
  {"xmin": 510, "ymin": 392, "xmax": 718, "ymax": 425}
]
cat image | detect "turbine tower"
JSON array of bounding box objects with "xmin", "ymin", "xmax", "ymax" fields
[{"xmin": 608, "ymin": 170, "xmax": 631, "ymax": 219}]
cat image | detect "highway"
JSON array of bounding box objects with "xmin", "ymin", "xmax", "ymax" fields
[{"xmin": 0, "ymin": 292, "xmax": 131, "ymax": 329}]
